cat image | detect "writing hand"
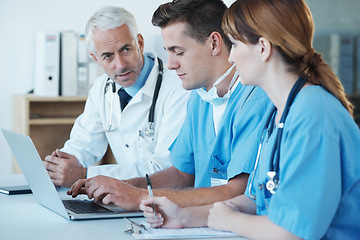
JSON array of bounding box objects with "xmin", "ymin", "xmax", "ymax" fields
[{"xmin": 140, "ymin": 197, "xmax": 184, "ymax": 229}]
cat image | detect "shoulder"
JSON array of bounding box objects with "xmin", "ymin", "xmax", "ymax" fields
[
  {"xmin": 88, "ymin": 73, "xmax": 108, "ymax": 99},
  {"xmin": 231, "ymin": 84, "xmax": 272, "ymax": 114},
  {"xmin": 286, "ymin": 86, "xmax": 356, "ymax": 140},
  {"xmin": 90, "ymin": 73, "xmax": 109, "ymax": 92}
]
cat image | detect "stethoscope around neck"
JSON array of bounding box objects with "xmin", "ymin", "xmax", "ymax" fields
[
  {"xmin": 248, "ymin": 76, "xmax": 307, "ymax": 200},
  {"xmin": 105, "ymin": 57, "xmax": 163, "ymax": 137}
]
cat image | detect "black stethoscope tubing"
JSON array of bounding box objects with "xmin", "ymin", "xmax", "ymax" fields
[
  {"xmin": 265, "ymin": 76, "xmax": 307, "ymax": 192},
  {"xmin": 148, "ymin": 57, "xmax": 163, "ymax": 125}
]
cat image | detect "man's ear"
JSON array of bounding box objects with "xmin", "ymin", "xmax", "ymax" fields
[
  {"xmin": 209, "ymin": 31, "xmax": 222, "ymax": 56},
  {"xmin": 137, "ymin": 33, "xmax": 145, "ymax": 53},
  {"xmin": 258, "ymin": 37, "xmax": 272, "ymax": 62},
  {"xmin": 90, "ymin": 52, "xmax": 99, "ymax": 64}
]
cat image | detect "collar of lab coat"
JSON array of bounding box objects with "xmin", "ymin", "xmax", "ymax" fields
[
  {"xmin": 128, "ymin": 52, "xmax": 160, "ymax": 105},
  {"xmin": 105, "ymin": 52, "xmax": 160, "ymax": 106}
]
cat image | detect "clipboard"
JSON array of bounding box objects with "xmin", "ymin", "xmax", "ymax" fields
[{"xmin": 125, "ymin": 220, "xmax": 240, "ymax": 239}]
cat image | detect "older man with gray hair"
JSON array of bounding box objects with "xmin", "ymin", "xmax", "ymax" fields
[{"xmin": 43, "ymin": 6, "xmax": 189, "ymax": 188}]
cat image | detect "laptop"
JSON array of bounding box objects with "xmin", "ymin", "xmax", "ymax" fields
[{"xmin": 1, "ymin": 128, "xmax": 143, "ymax": 220}]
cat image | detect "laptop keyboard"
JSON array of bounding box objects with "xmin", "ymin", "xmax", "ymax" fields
[{"xmin": 63, "ymin": 200, "xmax": 115, "ymax": 214}]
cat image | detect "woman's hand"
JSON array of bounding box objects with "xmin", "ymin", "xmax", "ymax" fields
[
  {"xmin": 208, "ymin": 201, "xmax": 239, "ymax": 232},
  {"xmin": 140, "ymin": 196, "xmax": 184, "ymax": 229}
]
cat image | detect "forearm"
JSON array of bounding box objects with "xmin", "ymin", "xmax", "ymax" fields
[
  {"xmin": 224, "ymin": 213, "xmax": 301, "ymax": 240},
  {"xmin": 223, "ymin": 194, "xmax": 257, "ymax": 215},
  {"xmin": 125, "ymin": 166, "xmax": 194, "ymax": 189},
  {"xmin": 180, "ymin": 205, "xmax": 212, "ymax": 228},
  {"xmin": 154, "ymin": 173, "xmax": 248, "ymax": 207},
  {"xmin": 154, "ymin": 186, "xmax": 233, "ymax": 208}
]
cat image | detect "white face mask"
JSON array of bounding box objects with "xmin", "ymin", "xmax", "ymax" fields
[{"xmin": 196, "ymin": 64, "xmax": 237, "ymax": 105}]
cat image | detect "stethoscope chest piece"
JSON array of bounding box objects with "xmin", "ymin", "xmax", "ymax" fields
[
  {"xmin": 266, "ymin": 171, "xmax": 279, "ymax": 194},
  {"xmin": 144, "ymin": 122, "xmax": 155, "ymax": 137}
]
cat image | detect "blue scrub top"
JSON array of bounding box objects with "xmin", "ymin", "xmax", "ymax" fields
[
  {"xmin": 170, "ymin": 82, "xmax": 271, "ymax": 188},
  {"xmin": 245, "ymin": 86, "xmax": 360, "ymax": 240}
]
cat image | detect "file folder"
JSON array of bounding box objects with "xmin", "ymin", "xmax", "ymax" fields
[
  {"xmin": 77, "ymin": 34, "xmax": 89, "ymax": 96},
  {"xmin": 60, "ymin": 31, "xmax": 78, "ymax": 96},
  {"xmin": 34, "ymin": 31, "xmax": 60, "ymax": 96}
]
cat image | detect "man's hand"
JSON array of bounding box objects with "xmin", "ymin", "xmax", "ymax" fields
[
  {"xmin": 43, "ymin": 149, "xmax": 87, "ymax": 188},
  {"xmin": 68, "ymin": 175, "xmax": 148, "ymax": 211}
]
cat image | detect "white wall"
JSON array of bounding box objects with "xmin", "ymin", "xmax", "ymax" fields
[
  {"xmin": 0, "ymin": 0, "xmax": 170, "ymax": 174},
  {"xmin": 0, "ymin": 0, "xmax": 359, "ymax": 175}
]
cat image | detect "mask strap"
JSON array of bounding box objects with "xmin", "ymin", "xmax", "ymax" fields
[
  {"xmin": 228, "ymin": 70, "xmax": 239, "ymax": 90},
  {"xmin": 213, "ymin": 64, "xmax": 236, "ymax": 86}
]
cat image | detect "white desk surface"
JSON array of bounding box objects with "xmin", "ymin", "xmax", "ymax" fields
[{"xmin": 0, "ymin": 174, "xmax": 247, "ymax": 240}]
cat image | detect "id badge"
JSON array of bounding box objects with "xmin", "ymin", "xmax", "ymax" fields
[
  {"xmin": 209, "ymin": 169, "xmax": 228, "ymax": 187},
  {"xmin": 210, "ymin": 177, "xmax": 228, "ymax": 187}
]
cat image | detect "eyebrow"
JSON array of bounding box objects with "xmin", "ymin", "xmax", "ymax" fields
[
  {"xmin": 165, "ymin": 45, "xmax": 185, "ymax": 51},
  {"xmin": 120, "ymin": 43, "xmax": 132, "ymax": 51},
  {"xmin": 100, "ymin": 43, "xmax": 133, "ymax": 57}
]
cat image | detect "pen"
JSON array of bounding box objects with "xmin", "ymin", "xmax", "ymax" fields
[{"xmin": 145, "ymin": 174, "xmax": 157, "ymax": 218}]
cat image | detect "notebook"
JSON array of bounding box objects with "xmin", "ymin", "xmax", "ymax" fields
[{"xmin": 1, "ymin": 128, "xmax": 143, "ymax": 220}]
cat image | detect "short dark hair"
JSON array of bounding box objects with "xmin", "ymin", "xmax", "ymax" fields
[{"xmin": 152, "ymin": 0, "xmax": 231, "ymax": 51}]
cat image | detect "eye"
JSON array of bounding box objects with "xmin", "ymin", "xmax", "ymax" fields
[
  {"xmin": 175, "ymin": 51, "xmax": 184, "ymax": 56},
  {"xmin": 103, "ymin": 54, "xmax": 113, "ymax": 61},
  {"xmin": 121, "ymin": 46, "xmax": 132, "ymax": 55}
]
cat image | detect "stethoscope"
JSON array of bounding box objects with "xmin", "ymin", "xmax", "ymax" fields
[
  {"xmin": 248, "ymin": 76, "xmax": 307, "ymax": 200},
  {"xmin": 105, "ymin": 57, "xmax": 163, "ymax": 136}
]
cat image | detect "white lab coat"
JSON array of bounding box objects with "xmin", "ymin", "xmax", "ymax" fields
[{"xmin": 61, "ymin": 52, "xmax": 190, "ymax": 180}]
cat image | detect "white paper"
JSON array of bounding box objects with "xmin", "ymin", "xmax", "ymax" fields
[{"xmin": 132, "ymin": 222, "xmax": 239, "ymax": 239}]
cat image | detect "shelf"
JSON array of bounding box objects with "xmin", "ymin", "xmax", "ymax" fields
[
  {"xmin": 29, "ymin": 118, "xmax": 76, "ymax": 125},
  {"xmin": 12, "ymin": 94, "xmax": 87, "ymax": 173},
  {"xmin": 12, "ymin": 94, "xmax": 115, "ymax": 173},
  {"xmin": 20, "ymin": 95, "xmax": 87, "ymax": 102}
]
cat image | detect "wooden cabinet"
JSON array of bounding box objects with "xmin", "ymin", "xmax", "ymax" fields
[
  {"xmin": 12, "ymin": 95, "xmax": 87, "ymax": 173},
  {"xmin": 12, "ymin": 94, "xmax": 116, "ymax": 173}
]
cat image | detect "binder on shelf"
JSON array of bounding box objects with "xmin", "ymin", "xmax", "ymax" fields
[
  {"xmin": 329, "ymin": 34, "xmax": 355, "ymax": 95},
  {"xmin": 34, "ymin": 31, "xmax": 60, "ymax": 97},
  {"xmin": 77, "ymin": 34, "xmax": 89, "ymax": 96},
  {"xmin": 88, "ymin": 54, "xmax": 104, "ymax": 88},
  {"xmin": 355, "ymin": 36, "xmax": 360, "ymax": 94},
  {"xmin": 313, "ymin": 34, "xmax": 355, "ymax": 95},
  {"xmin": 60, "ymin": 31, "xmax": 78, "ymax": 96}
]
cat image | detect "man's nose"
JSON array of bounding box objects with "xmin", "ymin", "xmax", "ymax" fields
[
  {"xmin": 166, "ymin": 55, "xmax": 179, "ymax": 70},
  {"xmin": 114, "ymin": 54, "xmax": 126, "ymax": 70}
]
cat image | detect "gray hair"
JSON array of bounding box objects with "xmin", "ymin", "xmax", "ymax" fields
[{"xmin": 85, "ymin": 6, "xmax": 138, "ymax": 53}]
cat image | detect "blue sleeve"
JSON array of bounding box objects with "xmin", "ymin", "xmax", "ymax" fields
[
  {"xmin": 169, "ymin": 92, "xmax": 196, "ymax": 175},
  {"xmin": 62, "ymin": 80, "xmax": 109, "ymax": 166}
]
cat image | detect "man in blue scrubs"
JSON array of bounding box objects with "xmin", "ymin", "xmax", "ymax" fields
[{"xmin": 68, "ymin": 0, "xmax": 271, "ymax": 210}]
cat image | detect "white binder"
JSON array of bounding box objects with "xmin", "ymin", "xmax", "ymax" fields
[
  {"xmin": 34, "ymin": 31, "xmax": 60, "ymax": 96},
  {"xmin": 60, "ymin": 31, "xmax": 78, "ymax": 96},
  {"xmin": 77, "ymin": 34, "xmax": 89, "ymax": 96}
]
